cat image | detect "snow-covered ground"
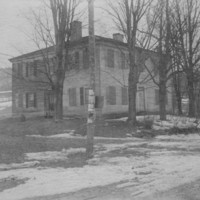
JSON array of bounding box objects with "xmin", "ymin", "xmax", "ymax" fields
[
  {"xmin": 0, "ymin": 101, "xmax": 11, "ymax": 111},
  {"xmin": 106, "ymin": 115, "xmax": 200, "ymax": 130},
  {"xmin": 0, "ymin": 133, "xmax": 200, "ymax": 200}
]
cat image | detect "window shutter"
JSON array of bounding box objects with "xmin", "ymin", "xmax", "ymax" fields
[
  {"xmin": 107, "ymin": 49, "xmax": 114, "ymax": 68},
  {"xmin": 75, "ymin": 52, "xmax": 80, "ymax": 69},
  {"xmin": 34, "ymin": 93, "xmax": 37, "ymax": 108},
  {"xmin": 34, "ymin": 61, "xmax": 37, "ymax": 77},
  {"xmin": 26, "ymin": 63, "xmax": 29, "ymax": 77},
  {"xmin": 17, "ymin": 63, "xmax": 22, "ymax": 77},
  {"xmin": 83, "ymin": 48, "xmax": 89, "ymax": 69},
  {"xmin": 80, "ymin": 87, "xmax": 84, "ymax": 105},
  {"xmin": 26, "ymin": 93, "xmax": 29, "ymax": 108},
  {"xmin": 120, "ymin": 52, "xmax": 125, "ymax": 69},
  {"xmin": 121, "ymin": 87, "xmax": 128, "ymax": 105}
]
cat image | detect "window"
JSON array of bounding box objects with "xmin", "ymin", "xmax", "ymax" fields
[
  {"xmin": 80, "ymin": 87, "xmax": 84, "ymax": 105},
  {"xmin": 26, "ymin": 63, "xmax": 29, "ymax": 77},
  {"xmin": 121, "ymin": 52, "xmax": 126, "ymax": 69},
  {"xmin": 106, "ymin": 86, "xmax": 116, "ymax": 105},
  {"xmin": 25, "ymin": 61, "xmax": 37, "ymax": 77},
  {"xmin": 83, "ymin": 48, "xmax": 89, "ymax": 69},
  {"xmin": 68, "ymin": 88, "xmax": 77, "ymax": 106},
  {"xmin": 80, "ymin": 87, "xmax": 89, "ymax": 105},
  {"xmin": 121, "ymin": 87, "xmax": 128, "ymax": 105},
  {"xmin": 74, "ymin": 51, "xmax": 80, "ymax": 69},
  {"xmin": 17, "ymin": 63, "xmax": 22, "ymax": 77},
  {"xmin": 25, "ymin": 93, "xmax": 37, "ymax": 108},
  {"xmin": 107, "ymin": 49, "xmax": 114, "ymax": 68},
  {"xmin": 33, "ymin": 60, "xmax": 38, "ymax": 76}
]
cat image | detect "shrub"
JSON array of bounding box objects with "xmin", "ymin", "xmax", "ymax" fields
[{"xmin": 143, "ymin": 118, "xmax": 154, "ymax": 130}]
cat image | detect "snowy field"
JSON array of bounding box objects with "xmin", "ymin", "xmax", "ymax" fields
[{"xmin": 0, "ymin": 133, "xmax": 200, "ymax": 199}]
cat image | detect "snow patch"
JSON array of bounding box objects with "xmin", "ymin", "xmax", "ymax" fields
[{"xmin": 26, "ymin": 148, "xmax": 85, "ymax": 161}]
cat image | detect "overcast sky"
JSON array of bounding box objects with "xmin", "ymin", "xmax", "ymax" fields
[{"xmin": 0, "ymin": 0, "xmax": 114, "ymax": 68}]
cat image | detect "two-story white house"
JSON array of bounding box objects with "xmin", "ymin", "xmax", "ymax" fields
[{"xmin": 10, "ymin": 21, "xmax": 173, "ymax": 117}]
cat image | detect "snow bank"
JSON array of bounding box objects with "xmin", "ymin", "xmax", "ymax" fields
[
  {"xmin": 26, "ymin": 148, "xmax": 85, "ymax": 161},
  {"xmin": 0, "ymin": 161, "xmax": 39, "ymax": 171}
]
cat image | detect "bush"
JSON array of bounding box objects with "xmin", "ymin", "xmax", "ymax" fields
[
  {"xmin": 143, "ymin": 118, "xmax": 154, "ymax": 130},
  {"xmin": 168, "ymin": 126, "xmax": 199, "ymax": 135}
]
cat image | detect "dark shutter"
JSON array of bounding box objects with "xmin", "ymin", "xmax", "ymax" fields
[
  {"xmin": 121, "ymin": 87, "xmax": 128, "ymax": 105},
  {"xmin": 34, "ymin": 61, "xmax": 37, "ymax": 77},
  {"xmin": 26, "ymin": 93, "xmax": 29, "ymax": 108},
  {"xmin": 83, "ymin": 48, "xmax": 89, "ymax": 69},
  {"xmin": 34, "ymin": 93, "xmax": 37, "ymax": 108},
  {"xmin": 26, "ymin": 63, "xmax": 29, "ymax": 77},
  {"xmin": 121, "ymin": 52, "xmax": 125, "ymax": 69},
  {"xmin": 75, "ymin": 52, "xmax": 80, "ymax": 69},
  {"xmin": 80, "ymin": 87, "xmax": 84, "ymax": 105},
  {"xmin": 17, "ymin": 63, "xmax": 22, "ymax": 77},
  {"xmin": 107, "ymin": 49, "xmax": 114, "ymax": 68}
]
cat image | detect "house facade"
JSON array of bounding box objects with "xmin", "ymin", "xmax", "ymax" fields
[{"xmin": 10, "ymin": 21, "xmax": 173, "ymax": 117}]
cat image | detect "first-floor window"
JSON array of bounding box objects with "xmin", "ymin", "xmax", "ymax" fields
[
  {"xmin": 25, "ymin": 93, "xmax": 37, "ymax": 108},
  {"xmin": 121, "ymin": 87, "xmax": 128, "ymax": 105},
  {"xmin": 106, "ymin": 86, "xmax": 116, "ymax": 105},
  {"xmin": 80, "ymin": 87, "xmax": 89, "ymax": 106},
  {"xmin": 68, "ymin": 88, "xmax": 77, "ymax": 106}
]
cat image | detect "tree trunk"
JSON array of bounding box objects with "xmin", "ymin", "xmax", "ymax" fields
[
  {"xmin": 173, "ymin": 74, "xmax": 183, "ymax": 115},
  {"xmin": 128, "ymin": 65, "xmax": 137, "ymax": 126},
  {"xmin": 187, "ymin": 76, "xmax": 195, "ymax": 117},
  {"xmin": 54, "ymin": 83, "xmax": 63, "ymax": 121},
  {"xmin": 176, "ymin": 92, "xmax": 183, "ymax": 115},
  {"xmin": 159, "ymin": 82, "xmax": 167, "ymax": 120},
  {"xmin": 159, "ymin": 56, "xmax": 167, "ymax": 120}
]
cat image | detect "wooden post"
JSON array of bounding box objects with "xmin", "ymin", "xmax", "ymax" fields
[{"xmin": 86, "ymin": 0, "xmax": 95, "ymax": 158}]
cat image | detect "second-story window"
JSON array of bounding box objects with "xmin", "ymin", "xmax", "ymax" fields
[
  {"xmin": 33, "ymin": 60, "xmax": 38, "ymax": 77},
  {"xmin": 25, "ymin": 93, "xmax": 37, "ymax": 108},
  {"xmin": 107, "ymin": 49, "xmax": 114, "ymax": 68},
  {"xmin": 25, "ymin": 61, "xmax": 37, "ymax": 77},
  {"xmin": 17, "ymin": 63, "xmax": 22, "ymax": 77},
  {"xmin": 26, "ymin": 63, "xmax": 29, "ymax": 77},
  {"xmin": 83, "ymin": 48, "xmax": 89, "ymax": 69},
  {"xmin": 121, "ymin": 52, "xmax": 126, "ymax": 69},
  {"xmin": 74, "ymin": 51, "xmax": 80, "ymax": 69}
]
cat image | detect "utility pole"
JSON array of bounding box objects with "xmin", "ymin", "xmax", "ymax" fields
[{"xmin": 86, "ymin": 0, "xmax": 95, "ymax": 158}]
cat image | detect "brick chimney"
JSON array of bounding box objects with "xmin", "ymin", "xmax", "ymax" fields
[
  {"xmin": 70, "ymin": 21, "xmax": 82, "ymax": 41},
  {"xmin": 113, "ymin": 33, "xmax": 124, "ymax": 42}
]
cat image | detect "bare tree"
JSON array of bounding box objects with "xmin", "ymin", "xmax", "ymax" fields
[
  {"xmin": 21, "ymin": 0, "xmax": 81, "ymax": 120},
  {"xmin": 107, "ymin": 0, "xmax": 153, "ymax": 126},
  {"xmin": 171, "ymin": 0, "xmax": 200, "ymax": 117}
]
